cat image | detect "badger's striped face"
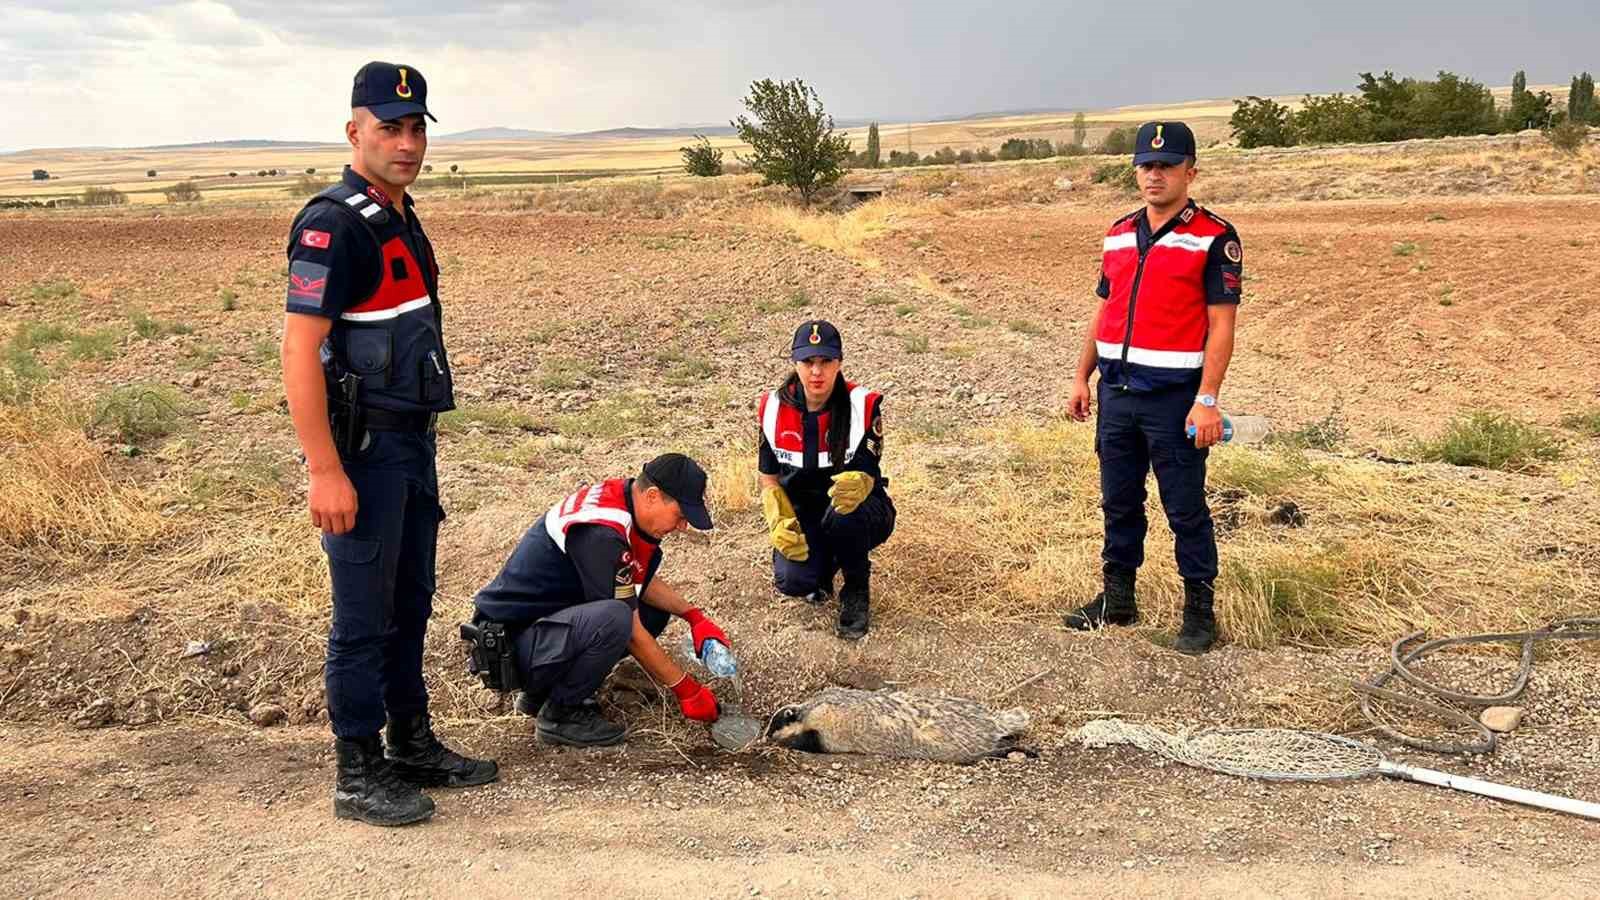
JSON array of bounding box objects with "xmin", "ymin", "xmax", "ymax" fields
[{"xmin": 766, "ymin": 705, "xmax": 825, "ymax": 753}]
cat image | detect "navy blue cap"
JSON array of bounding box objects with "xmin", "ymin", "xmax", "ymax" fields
[
  {"xmin": 352, "ymin": 61, "xmax": 437, "ymax": 122},
  {"xmin": 791, "ymin": 319, "xmax": 843, "ymax": 361},
  {"xmin": 1132, "ymin": 121, "xmax": 1195, "ymax": 166},
  {"xmin": 642, "ymin": 453, "xmax": 713, "ymax": 530}
]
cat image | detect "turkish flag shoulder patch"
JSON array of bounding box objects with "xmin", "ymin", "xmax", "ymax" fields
[{"xmin": 299, "ymin": 229, "xmax": 331, "ymax": 250}]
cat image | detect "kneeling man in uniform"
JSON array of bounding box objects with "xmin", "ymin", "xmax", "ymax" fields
[{"xmin": 470, "ymin": 453, "xmax": 727, "ymax": 746}]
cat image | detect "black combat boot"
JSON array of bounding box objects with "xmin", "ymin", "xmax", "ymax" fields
[
  {"xmin": 1063, "ymin": 563, "xmax": 1139, "ymax": 631},
  {"xmin": 836, "ymin": 565, "xmax": 870, "ymax": 640},
  {"xmin": 1173, "ymin": 579, "xmax": 1218, "ymax": 656},
  {"xmin": 537, "ymin": 698, "xmax": 626, "ymax": 748},
  {"xmin": 334, "ymin": 734, "xmax": 435, "ymax": 826},
  {"xmin": 385, "ymin": 711, "xmax": 499, "ymax": 788}
]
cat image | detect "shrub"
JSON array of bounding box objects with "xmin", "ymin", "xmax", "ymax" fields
[
  {"xmin": 289, "ymin": 174, "xmax": 330, "ymax": 197},
  {"xmin": 680, "ymin": 135, "xmax": 724, "ymax": 177},
  {"xmin": 1546, "ymin": 121, "xmax": 1589, "ymax": 154},
  {"xmin": 1292, "ymin": 93, "xmax": 1374, "ymax": 144},
  {"xmin": 1092, "ymin": 162, "xmax": 1137, "ymax": 192},
  {"xmin": 1098, "ymin": 126, "xmax": 1135, "ymax": 155},
  {"xmin": 1559, "ymin": 407, "xmax": 1600, "ymax": 437},
  {"xmin": 146, "ymin": 169, "xmax": 157, "ymax": 177},
  {"xmin": 1413, "ymin": 412, "xmax": 1563, "ymax": 472},
  {"xmin": 163, "ymin": 181, "xmax": 202, "ymax": 203},
  {"xmin": 1230, "ymin": 97, "xmax": 1296, "ymax": 148},
  {"xmin": 81, "ymin": 186, "xmax": 127, "ymax": 207},
  {"xmin": 92, "ymin": 384, "xmax": 185, "ymax": 444},
  {"xmin": 304, "ymin": 167, "xmax": 316, "ymax": 175},
  {"xmin": 228, "ymin": 171, "xmax": 238, "ymax": 177},
  {"xmin": 31, "ymin": 169, "xmax": 48, "ymax": 180}
]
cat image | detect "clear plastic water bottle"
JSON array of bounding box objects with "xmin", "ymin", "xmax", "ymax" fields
[
  {"xmin": 680, "ymin": 635, "xmax": 738, "ymax": 678},
  {"xmin": 1188, "ymin": 413, "xmax": 1271, "ymax": 445}
]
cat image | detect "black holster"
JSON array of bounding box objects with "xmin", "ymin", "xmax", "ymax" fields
[
  {"xmin": 459, "ymin": 621, "xmax": 517, "ymax": 692},
  {"xmin": 327, "ymin": 371, "xmax": 366, "ymax": 456}
]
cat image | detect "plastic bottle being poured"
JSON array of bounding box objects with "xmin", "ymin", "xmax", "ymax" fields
[{"xmin": 1188, "ymin": 413, "xmax": 1271, "ymax": 445}]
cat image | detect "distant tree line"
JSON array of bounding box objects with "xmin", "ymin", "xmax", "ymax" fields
[{"xmin": 1232, "ymin": 69, "xmax": 1597, "ymax": 149}]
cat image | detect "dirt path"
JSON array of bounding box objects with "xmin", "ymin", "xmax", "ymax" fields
[{"xmin": 3, "ymin": 722, "xmax": 1596, "ymax": 899}]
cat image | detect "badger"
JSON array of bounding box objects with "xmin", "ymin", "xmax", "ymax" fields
[{"xmin": 766, "ymin": 687, "xmax": 1034, "ymax": 764}]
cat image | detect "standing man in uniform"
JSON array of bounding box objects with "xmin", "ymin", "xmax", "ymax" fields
[
  {"xmin": 1062, "ymin": 121, "xmax": 1242, "ymax": 656},
  {"xmin": 470, "ymin": 453, "xmax": 727, "ymax": 746},
  {"xmin": 281, "ymin": 61, "xmax": 496, "ymax": 827}
]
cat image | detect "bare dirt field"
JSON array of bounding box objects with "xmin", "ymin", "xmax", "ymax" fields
[{"xmin": 3, "ymin": 135, "xmax": 1599, "ymax": 898}]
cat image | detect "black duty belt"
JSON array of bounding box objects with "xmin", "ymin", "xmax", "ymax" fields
[{"xmin": 363, "ymin": 408, "xmax": 438, "ymax": 433}]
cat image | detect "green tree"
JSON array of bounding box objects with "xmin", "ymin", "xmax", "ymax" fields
[
  {"xmin": 1570, "ymin": 72, "xmax": 1597, "ymax": 124},
  {"xmin": 1408, "ymin": 71, "xmax": 1500, "ymax": 137},
  {"xmin": 730, "ymin": 78, "xmax": 853, "ymax": 205},
  {"xmin": 1357, "ymin": 71, "xmax": 1417, "ymax": 141},
  {"xmin": 1503, "ymin": 70, "xmax": 1555, "ymax": 132},
  {"xmin": 1230, "ymin": 97, "xmax": 1296, "ymax": 147},
  {"xmin": 1071, "ymin": 112, "xmax": 1087, "ymax": 148},
  {"xmin": 680, "ymin": 135, "xmax": 724, "ymax": 177},
  {"xmin": 1099, "ymin": 126, "xmax": 1136, "ymax": 155},
  {"xmin": 865, "ymin": 122, "xmax": 881, "ymax": 169},
  {"xmin": 1292, "ymin": 93, "xmax": 1373, "ymax": 144},
  {"xmin": 31, "ymin": 169, "xmax": 48, "ymax": 180}
]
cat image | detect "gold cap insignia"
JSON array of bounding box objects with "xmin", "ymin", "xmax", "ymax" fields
[
  {"xmin": 809, "ymin": 324, "xmax": 821, "ymax": 345},
  {"xmin": 395, "ymin": 67, "xmax": 413, "ymax": 99},
  {"xmin": 1150, "ymin": 124, "xmax": 1165, "ymax": 150}
]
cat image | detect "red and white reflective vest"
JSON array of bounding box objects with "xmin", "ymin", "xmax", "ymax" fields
[
  {"xmin": 542, "ymin": 478, "xmax": 657, "ymax": 591},
  {"xmin": 1096, "ymin": 203, "xmax": 1230, "ymax": 391},
  {"xmin": 758, "ymin": 383, "xmax": 880, "ymax": 469}
]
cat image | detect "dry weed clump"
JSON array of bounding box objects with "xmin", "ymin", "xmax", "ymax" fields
[
  {"xmin": 0, "ymin": 395, "xmax": 169, "ymax": 576},
  {"xmin": 748, "ymin": 197, "xmax": 923, "ymax": 268},
  {"xmin": 876, "ymin": 419, "xmax": 1600, "ymax": 649}
]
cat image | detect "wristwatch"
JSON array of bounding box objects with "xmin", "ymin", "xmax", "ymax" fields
[{"xmin": 1195, "ymin": 393, "xmax": 1217, "ymax": 408}]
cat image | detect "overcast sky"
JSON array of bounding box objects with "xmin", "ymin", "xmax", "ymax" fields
[{"xmin": 4, "ymin": 0, "xmax": 1596, "ymax": 150}]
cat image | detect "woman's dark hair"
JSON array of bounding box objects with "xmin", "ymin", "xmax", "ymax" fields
[{"xmin": 781, "ymin": 370, "xmax": 852, "ymax": 466}]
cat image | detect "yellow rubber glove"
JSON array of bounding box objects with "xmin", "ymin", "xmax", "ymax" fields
[
  {"xmin": 828, "ymin": 471, "xmax": 876, "ymax": 515},
  {"xmin": 761, "ymin": 485, "xmax": 809, "ymax": 562}
]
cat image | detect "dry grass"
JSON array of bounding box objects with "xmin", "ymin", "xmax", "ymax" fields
[
  {"xmin": 747, "ymin": 197, "xmax": 925, "ymax": 268},
  {"xmin": 878, "ymin": 419, "xmax": 1600, "ymax": 649},
  {"xmin": 706, "ymin": 442, "xmax": 759, "ymax": 517},
  {"xmin": 0, "ymin": 394, "xmax": 169, "ymax": 577}
]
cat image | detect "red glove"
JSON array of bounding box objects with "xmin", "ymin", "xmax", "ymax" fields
[
  {"xmin": 682, "ymin": 607, "xmax": 729, "ymax": 657},
  {"xmin": 671, "ymin": 674, "xmax": 720, "ymax": 723}
]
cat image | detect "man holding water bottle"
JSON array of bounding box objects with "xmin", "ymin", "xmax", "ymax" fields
[
  {"xmin": 470, "ymin": 453, "xmax": 726, "ymax": 746},
  {"xmin": 1063, "ymin": 121, "xmax": 1241, "ymax": 656}
]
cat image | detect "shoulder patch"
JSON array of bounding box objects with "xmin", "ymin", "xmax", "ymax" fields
[
  {"xmin": 299, "ymin": 229, "xmax": 331, "ymax": 249},
  {"xmin": 1196, "ymin": 205, "xmax": 1235, "ymax": 230},
  {"xmin": 286, "ymin": 259, "xmax": 329, "ymax": 307},
  {"xmin": 1223, "ymin": 240, "xmax": 1242, "ymax": 264}
]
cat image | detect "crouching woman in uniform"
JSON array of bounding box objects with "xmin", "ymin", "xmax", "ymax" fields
[{"xmin": 757, "ymin": 320, "xmax": 896, "ymax": 640}]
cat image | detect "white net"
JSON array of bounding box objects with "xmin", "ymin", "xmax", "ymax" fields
[{"xmin": 1076, "ymin": 718, "xmax": 1386, "ymax": 782}]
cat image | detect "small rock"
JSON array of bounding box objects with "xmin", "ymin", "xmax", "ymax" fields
[
  {"xmin": 73, "ymin": 698, "xmax": 117, "ymax": 729},
  {"xmin": 188, "ymin": 373, "xmax": 204, "ymax": 388},
  {"xmin": 1481, "ymin": 706, "xmax": 1524, "ymax": 733},
  {"xmin": 1410, "ymin": 380, "xmax": 1431, "ymax": 393},
  {"xmin": 249, "ymin": 702, "xmax": 287, "ymax": 727},
  {"xmin": 180, "ymin": 640, "xmax": 212, "ymax": 659},
  {"xmin": 1053, "ymin": 177, "xmax": 1075, "ymax": 191},
  {"xmin": 1007, "ymin": 751, "xmax": 1028, "ymax": 762},
  {"xmin": 1377, "ymin": 832, "xmax": 1397, "ymax": 842}
]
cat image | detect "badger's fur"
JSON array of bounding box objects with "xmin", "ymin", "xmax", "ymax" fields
[{"xmin": 766, "ymin": 688, "xmax": 1033, "ymax": 764}]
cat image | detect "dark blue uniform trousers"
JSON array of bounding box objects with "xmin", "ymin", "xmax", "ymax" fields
[
  {"xmin": 510, "ymin": 601, "xmax": 674, "ymax": 705},
  {"xmin": 1096, "ymin": 382, "xmax": 1218, "ymax": 582},
  {"xmin": 773, "ymin": 489, "xmax": 897, "ymax": 596},
  {"xmin": 322, "ymin": 430, "xmax": 443, "ymax": 739}
]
